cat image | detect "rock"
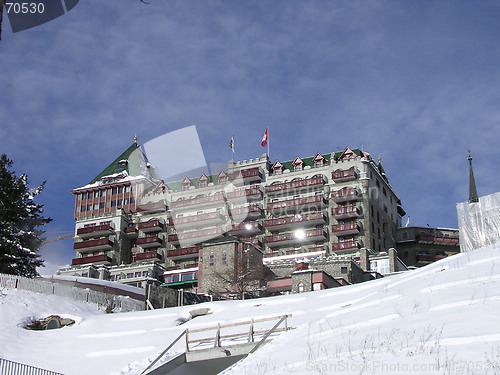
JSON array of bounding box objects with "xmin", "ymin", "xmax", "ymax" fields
[{"xmin": 189, "ymin": 308, "xmax": 212, "ymax": 319}]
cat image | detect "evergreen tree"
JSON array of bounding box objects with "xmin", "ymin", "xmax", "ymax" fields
[{"xmin": 0, "ymin": 154, "xmax": 52, "ymax": 277}]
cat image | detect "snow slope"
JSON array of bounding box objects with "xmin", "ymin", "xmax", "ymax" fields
[{"xmin": 1, "ymin": 244, "xmax": 500, "ymax": 375}]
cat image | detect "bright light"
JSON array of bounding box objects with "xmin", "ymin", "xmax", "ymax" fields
[
  {"xmin": 245, "ymin": 223, "xmax": 253, "ymax": 230},
  {"xmin": 294, "ymin": 229, "xmax": 306, "ymax": 240}
]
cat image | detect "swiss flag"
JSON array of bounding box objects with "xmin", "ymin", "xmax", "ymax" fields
[{"xmin": 261, "ymin": 128, "xmax": 269, "ymax": 147}]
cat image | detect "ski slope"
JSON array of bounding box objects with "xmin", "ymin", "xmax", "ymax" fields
[{"xmin": 1, "ymin": 244, "xmax": 500, "ymax": 375}]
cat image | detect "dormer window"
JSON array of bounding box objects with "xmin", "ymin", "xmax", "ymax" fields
[
  {"xmin": 292, "ymin": 157, "xmax": 304, "ymax": 172},
  {"xmin": 117, "ymin": 159, "xmax": 128, "ymax": 169},
  {"xmin": 182, "ymin": 177, "xmax": 192, "ymax": 191},
  {"xmin": 199, "ymin": 174, "xmax": 209, "ymax": 188},
  {"xmin": 313, "ymin": 153, "xmax": 326, "ymax": 168},
  {"xmin": 272, "ymin": 161, "xmax": 283, "ymax": 175},
  {"xmin": 217, "ymin": 171, "xmax": 228, "ymax": 184}
]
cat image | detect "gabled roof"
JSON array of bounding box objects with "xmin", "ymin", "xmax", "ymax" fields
[{"xmin": 89, "ymin": 143, "xmax": 142, "ymax": 184}]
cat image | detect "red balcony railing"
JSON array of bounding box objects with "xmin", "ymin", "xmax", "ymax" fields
[
  {"xmin": 264, "ymin": 228, "xmax": 326, "ymax": 247},
  {"xmin": 265, "ymin": 176, "xmax": 325, "ymax": 195},
  {"xmin": 226, "ymin": 186, "xmax": 262, "ymax": 202},
  {"xmin": 418, "ymin": 234, "xmax": 459, "ymax": 245},
  {"xmin": 136, "ymin": 235, "xmax": 163, "ymax": 248},
  {"xmin": 331, "ymin": 187, "xmax": 359, "ymax": 202},
  {"xmin": 170, "ymin": 193, "xmax": 225, "ymax": 209},
  {"xmin": 331, "ymin": 240, "xmax": 361, "ymax": 252},
  {"xmin": 332, "ymin": 222, "xmax": 360, "ymax": 236},
  {"xmin": 332, "ymin": 167, "xmax": 357, "ymax": 181},
  {"xmin": 416, "ymin": 253, "xmax": 447, "ymax": 263},
  {"xmin": 264, "ymin": 211, "xmax": 325, "ymax": 231},
  {"xmin": 71, "ymin": 254, "xmax": 112, "ymax": 266},
  {"xmin": 76, "ymin": 224, "xmax": 114, "ymax": 238},
  {"xmin": 136, "ymin": 201, "xmax": 167, "ymax": 212},
  {"xmin": 166, "ymin": 246, "xmax": 201, "ymax": 259},
  {"xmin": 230, "ymin": 167, "xmax": 263, "ymax": 183},
  {"xmin": 167, "ymin": 227, "xmax": 225, "ymax": 244},
  {"xmin": 228, "ymin": 221, "xmax": 263, "ymax": 235},
  {"xmin": 73, "ymin": 238, "xmax": 113, "ymax": 251},
  {"xmin": 171, "ymin": 211, "xmax": 226, "ymax": 228},
  {"xmin": 229, "ymin": 204, "xmax": 263, "ymax": 219},
  {"xmin": 266, "ymin": 194, "xmax": 326, "ymax": 213},
  {"xmin": 138, "ymin": 219, "xmax": 165, "ymax": 232},
  {"xmin": 125, "ymin": 226, "xmax": 138, "ymax": 236},
  {"xmin": 133, "ymin": 251, "xmax": 162, "ymax": 261},
  {"xmin": 331, "ymin": 205, "xmax": 360, "ymax": 219}
]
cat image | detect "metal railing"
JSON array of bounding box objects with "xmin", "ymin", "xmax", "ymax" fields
[{"xmin": 0, "ymin": 358, "xmax": 64, "ymax": 375}]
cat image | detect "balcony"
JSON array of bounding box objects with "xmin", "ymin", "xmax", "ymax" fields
[
  {"xmin": 167, "ymin": 227, "xmax": 225, "ymax": 246},
  {"xmin": 136, "ymin": 201, "xmax": 167, "ymax": 213},
  {"xmin": 418, "ymin": 234, "xmax": 459, "ymax": 246},
  {"xmin": 331, "ymin": 240, "xmax": 361, "ymax": 253},
  {"xmin": 228, "ymin": 221, "xmax": 263, "ymax": 236},
  {"xmin": 73, "ymin": 238, "xmax": 113, "ymax": 252},
  {"xmin": 230, "ymin": 167, "xmax": 263, "ymax": 185},
  {"xmin": 124, "ymin": 226, "xmax": 138, "ymax": 237},
  {"xmin": 264, "ymin": 211, "xmax": 326, "ymax": 232},
  {"xmin": 138, "ymin": 219, "xmax": 165, "ymax": 233},
  {"xmin": 166, "ymin": 246, "xmax": 201, "ymax": 260},
  {"xmin": 331, "ymin": 187, "xmax": 359, "ymax": 203},
  {"xmin": 263, "ymin": 228, "xmax": 327, "ymax": 248},
  {"xmin": 229, "ymin": 204, "xmax": 263, "ymax": 220},
  {"xmin": 416, "ymin": 253, "xmax": 448, "ymax": 263},
  {"xmin": 266, "ymin": 194, "xmax": 326, "ymax": 214},
  {"xmin": 133, "ymin": 250, "xmax": 162, "ymax": 262},
  {"xmin": 332, "ymin": 167, "xmax": 357, "ymax": 182},
  {"xmin": 136, "ymin": 235, "xmax": 163, "ymax": 248},
  {"xmin": 71, "ymin": 254, "xmax": 112, "ymax": 266},
  {"xmin": 170, "ymin": 193, "xmax": 225, "ymax": 211},
  {"xmin": 332, "ymin": 222, "xmax": 360, "ymax": 236},
  {"xmin": 265, "ymin": 176, "xmax": 325, "ymax": 195},
  {"xmin": 331, "ymin": 205, "xmax": 360, "ymax": 219},
  {"xmin": 226, "ymin": 186, "xmax": 262, "ymax": 203},
  {"xmin": 171, "ymin": 211, "xmax": 226, "ymax": 230},
  {"xmin": 76, "ymin": 224, "xmax": 115, "ymax": 239}
]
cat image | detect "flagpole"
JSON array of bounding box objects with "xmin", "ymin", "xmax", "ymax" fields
[{"xmin": 267, "ymin": 126, "xmax": 270, "ymax": 159}]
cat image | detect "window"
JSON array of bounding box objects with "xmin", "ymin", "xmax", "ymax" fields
[
  {"xmin": 209, "ymin": 252, "xmax": 215, "ymax": 266},
  {"xmin": 294, "ymin": 164, "xmax": 303, "ymax": 171},
  {"xmin": 402, "ymin": 232, "xmax": 408, "ymax": 239},
  {"xmin": 112, "ymin": 187, "xmax": 117, "ymax": 195},
  {"xmin": 126, "ymin": 273, "xmax": 134, "ymax": 279},
  {"xmin": 383, "ymin": 187, "xmax": 387, "ymax": 196},
  {"xmin": 123, "ymin": 199, "xmax": 129, "ymax": 205},
  {"xmin": 100, "ymin": 190, "xmax": 106, "ymax": 197},
  {"xmin": 81, "ymin": 193, "xmax": 87, "ymax": 200},
  {"xmin": 341, "ymin": 267, "xmax": 348, "ymax": 274},
  {"xmin": 93, "ymin": 203, "xmax": 99, "ymax": 210},
  {"xmin": 118, "ymin": 187, "xmax": 124, "ymax": 194},
  {"xmin": 181, "ymin": 273, "xmax": 193, "ymax": 281},
  {"xmin": 117, "ymin": 199, "xmax": 122, "ymax": 206},
  {"xmin": 125, "ymin": 186, "xmax": 131, "ymax": 193},
  {"xmin": 87, "ymin": 205, "xmax": 92, "ymax": 211},
  {"xmin": 222, "ymin": 251, "xmax": 227, "ymax": 265},
  {"xmin": 80, "ymin": 206, "xmax": 86, "ymax": 212},
  {"xmin": 111, "ymin": 201, "xmax": 117, "ymax": 207},
  {"xmin": 134, "ymin": 272, "xmax": 141, "ymax": 278},
  {"xmin": 130, "ymin": 197, "xmax": 135, "ymax": 204},
  {"xmin": 142, "ymin": 271, "xmax": 149, "ymax": 277}
]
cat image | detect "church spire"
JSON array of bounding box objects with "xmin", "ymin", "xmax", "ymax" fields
[{"xmin": 468, "ymin": 150, "xmax": 479, "ymax": 203}]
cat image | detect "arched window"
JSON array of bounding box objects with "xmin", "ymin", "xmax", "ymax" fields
[
  {"xmin": 221, "ymin": 251, "xmax": 227, "ymax": 265},
  {"xmin": 209, "ymin": 252, "xmax": 215, "ymax": 266}
]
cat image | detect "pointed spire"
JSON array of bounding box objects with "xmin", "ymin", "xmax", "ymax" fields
[
  {"xmin": 468, "ymin": 150, "xmax": 479, "ymax": 203},
  {"xmin": 133, "ymin": 134, "xmax": 138, "ymax": 144}
]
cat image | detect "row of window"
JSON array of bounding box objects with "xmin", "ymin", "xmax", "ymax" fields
[
  {"xmin": 109, "ymin": 270, "xmax": 149, "ymax": 281},
  {"xmin": 78, "ymin": 185, "xmax": 134, "ymax": 200},
  {"xmin": 164, "ymin": 271, "xmax": 198, "ymax": 284},
  {"xmin": 79, "ymin": 197, "xmax": 136, "ymax": 212}
]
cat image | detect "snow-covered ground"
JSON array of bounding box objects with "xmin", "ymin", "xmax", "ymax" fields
[{"xmin": 2, "ymin": 244, "xmax": 500, "ymax": 375}]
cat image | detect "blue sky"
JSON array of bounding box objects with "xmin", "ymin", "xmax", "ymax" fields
[{"xmin": 1, "ymin": 1, "xmax": 499, "ymax": 269}]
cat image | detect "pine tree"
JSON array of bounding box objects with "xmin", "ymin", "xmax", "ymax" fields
[{"xmin": 0, "ymin": 154, "xmax": 52, "ymax": 277}]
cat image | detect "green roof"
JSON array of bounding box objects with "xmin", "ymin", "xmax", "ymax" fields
[{"xmin": 89, "ymin": 143, "xmax": 142, "ymax": 184}]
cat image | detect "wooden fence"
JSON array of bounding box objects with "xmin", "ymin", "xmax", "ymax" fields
[{"xmin": 0, "ymin": 273, "xmax": 144, "ymax": 312}]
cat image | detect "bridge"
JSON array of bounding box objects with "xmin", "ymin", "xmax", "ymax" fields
[{"xmin": 141, "ymin": 314, "xmax": 292, "ymax": 375}]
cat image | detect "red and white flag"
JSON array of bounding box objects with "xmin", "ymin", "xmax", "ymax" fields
[{"xmin": 261, "ymin": 127, "xmax": 269, "ymax": 147}]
